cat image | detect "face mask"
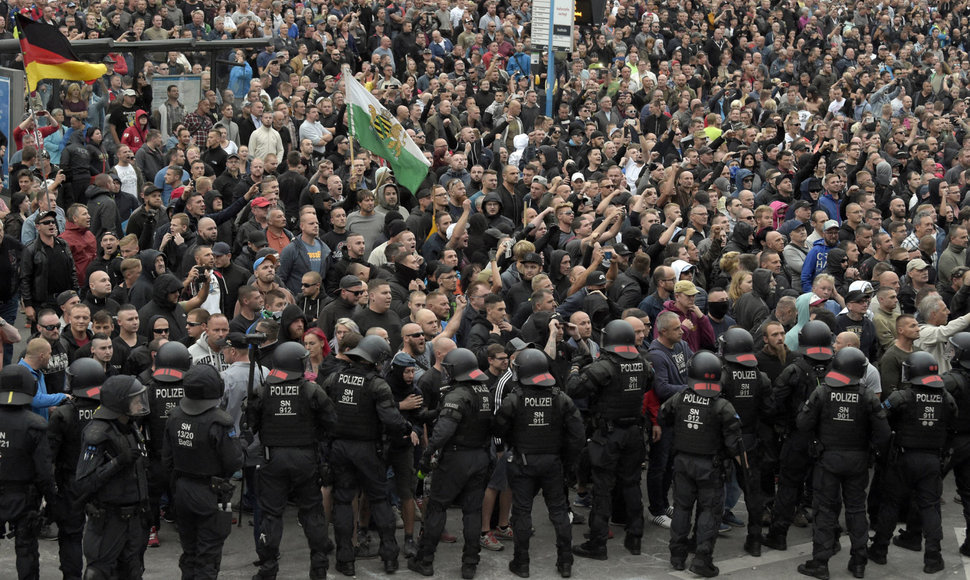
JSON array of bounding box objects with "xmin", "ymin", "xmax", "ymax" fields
[{"xmin": 708, "ymin": 301, "xmax": 729, "ymax": 318}]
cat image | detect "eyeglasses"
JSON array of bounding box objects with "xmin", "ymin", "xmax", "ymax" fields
[
  {"xmin": 40, "ymin": 324, "xmax": 59, "ymax": 331},
  {"xmin": 153, "ymin": 328, "xmax": 170, "ymax": 334},
  {"xmin": 186, "ymin": 321, "xmax": 203, "ymax": 327},
  {"xmin": 37, "ymin": 220, "xmax": 56, "ymax": 226},
  {"xmin": 406, "ymin": 332, "xmax": 424, "ymax": 338},
  {"xmin": 347, "ymin": 289, "xmax": 365, "ymax": 296}
]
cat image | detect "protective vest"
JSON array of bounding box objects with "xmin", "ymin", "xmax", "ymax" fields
[
  {"xmin": 258, "ymin": 380, "xmax": 316, "ymax": 447},
  {"xmin": 168, "ymin": 407, "xmax": 234, "ymax": 477},
  {"xmin": 147, "ymin": 380, "xmax": 184, "ymax": 453},
  {"xmin": 895, "ymin": 387, "xmax": 948, "ymax": 450},
  {"xmin": 721, "ymin": 364, "xmax": 762, "ymax": 433},
  {"xmin": 449, "ymin": 383, "xmax": 493, "ymax": 449},
  {"xmin": 672, "ymin": 390, "xmax": 722, "ymax": 454},
  {"xmin": 331, "ymin": 366, "xmax": 381, "ymax": 441},
  {"xmin": 816, "ymin": 385, "xmax": 870, "ymax": 451},
  {"xmin": 944, "ymin": 369, "xmax": 970, "ymax": 433},
  {"xmin": 590, "ymin": 354, "xmax": 648, "ymax": 421},
  {"xmin": 82, "ymin": 419, "xmax": 149, "ymax": 505},
  {"xmin": 0, "ymin": 408, "xmax": 43, "ymax": 483},
  {"xmin": 51, "ymin": 398, "xmax": 100, "ymax": 478},
  {"xmin": 510, "ymin": 386, "xmax": 563, "ymax": 454}
]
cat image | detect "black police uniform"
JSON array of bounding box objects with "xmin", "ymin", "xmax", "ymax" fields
[
  {"xmin": 248, "ymin": 359, "xmax": 337, "ymax": 579},
  {"xmin": 566, "ymin": 349, "xmax": 653, "ymax": 556},
  {"xmin": 943, "ymin": 333, "xmax": 970, "ymax": 554},
  {"xmin": 795, "ymin": 351, "xmax": 890, "ymax": 576},
  {"xmin": 765, "ymin": 353, "xmax": 830, "ymax": 547},
  {"xmin": 493, "ymin": 353, "xmax": 585, "ymax": 577},
  {"xmin": 144, "ymin": 348, "xmax": 189, "ymax": 535},
  {"xmin": 323, "ymin": 357, "xmax": 409, "ymax": 573},
  {"xmin": 720, "ymin": 357, "xmax": 772, "ymax": 550},
  {"xmin": 0, "ymin": 366, "xmax": 54, "ymax": 580},
  {"xmin": 660, "ymin": 360, "xmax": 743, "ymax": 575},
  {"xmin": 48, "ymin": 377, "xmax": 102, "ymax": 579},
  {"xmin": 162, "ymin": 366, "xmax": 244, "ymax": 580},
  {"xmin": 411, "ymin": 357, "xmax": 493, "ymax": 578},
  {"xmin": 870, "ymin": 366, "xmax": 957, "ymax": 571},
  {"xmin": 75, "ymin": 377, "xmax": 152, "ymax": 580}
]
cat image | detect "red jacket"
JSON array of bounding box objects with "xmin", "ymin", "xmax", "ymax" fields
[
  {"xmin": 60, "ymin": 222, "xmax": 96, "ymax": 286},
  {"xmin": 653, "ymin": 299, "xmax": 716, "ymax": 353}
]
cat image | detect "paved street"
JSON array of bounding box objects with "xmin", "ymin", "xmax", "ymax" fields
[{"xmin": 8, "ymin": 474, "xmax": 969, "ymax": 579}]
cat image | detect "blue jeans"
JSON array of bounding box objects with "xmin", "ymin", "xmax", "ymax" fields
[{"xmin": 0, "ymin": 295, "xmax": 18, "ymax": 366}]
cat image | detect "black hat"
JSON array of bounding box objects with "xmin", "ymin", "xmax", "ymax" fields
[
  {"xmin": 586, "ymin": 270, "xmax": 607, "ymax": 287},
  {"xmin": 340, "ymin": 275, "xmax": 364, "ymax": 290},
  {"xmin": 180, "ymin": 365, "xmax": 224, "ymax": 415},
  {"xmin": 611, "ymin": 242, "xmax": 633, "ymax": 256},
  {"xmin": 227, "ymin": 152, "xmax": 240, "ymax": 160},
  {"xmin": 212, "ymin": 242, "xmax": 231, "ymax": 257},
  {"xmin": 248, "ymin": 230, "xmax": 268, "ymax": 247},
  {"xmin": 219, "ymin": 332, "xmax": 250, "ymax": 349},
  {"xmin": 522, "ymin": 252, "xmax": 542, "ymax": 265},
  {"xmin": 57, "ymin": 290, "xmax": 79, "ymax": 306},
  {"xmin": 0, "ymin": 366, "xmax": 37, "ymax": 406},
  {"xmin": 37, "ymin": 210, "xmax": 58, "ymax": 223}
]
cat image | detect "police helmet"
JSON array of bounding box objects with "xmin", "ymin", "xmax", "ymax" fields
[
  {"xmin": 152, "ymin": 341, "xmax": 192, "ymax": 383},
  {"xmin": 267, "ymin": 342, "xmax": 309, "ymax": 384},
  {"xmin": 346, "ymin": 335, "xmax": 392, "ymax": 367},
  {"xmin": 0, "ymin": 365, "xmax": 37, "ymax": 406},
  {"xmin": 602, "ymin": 319, "xmax": 639, "ymax": 359},
  {"xmin": 902, "ymin": 351, "xmax": 944, "ymax": 389},
  {"xmin": 67, "ymin": 358, "xmax": 106, "ymax": 400},
  {"xmin": 719, "ymin": 327, "xmax": 757, "ymax": 367},
  {"xmin": 687, "ymin": 351, "xmax": 722, "ymax": 398},
  {"xmin": 95, "ymin": 376, "xmax": 150, "ymax": 419},
  {"xmin": 824, "ymin": 347, "xmax": 866, "ymax": 387},
  {"xmin": 514, "ymin": 348, "xmax": 555, "ymax": 387},
  {"xmin": 950, "ymin": 332, "xmax": 970, "ymax": 371},
  {"xmin": 799, "ymin": 320, "xmax": 834, "ymax": 361},
  {"xmin": 181, "ymin": 365, "xmax": 225, "ymax": 415},
  {"xmin": 442, "ymin": 348, "xmax": 487, "ymax": 383}
]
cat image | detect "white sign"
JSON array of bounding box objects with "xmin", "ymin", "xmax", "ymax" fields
[{"xmin": 532, "ymin": 0, "xmax": 575, "ymax": 51}]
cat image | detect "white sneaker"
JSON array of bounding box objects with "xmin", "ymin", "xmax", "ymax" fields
[
  {"xmin": 665, "ymin": 506, "xmax": 674, "ymax": 517},
  {"xmin": 652, "ymin": 514, "xmax": 672, "ymax": 529}
]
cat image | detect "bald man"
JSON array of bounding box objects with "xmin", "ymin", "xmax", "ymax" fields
[
  {"xmin": 20, "ymin": 337, "xmax": 69, "ymax": 420},
  {"xmin": 400, "ymin": 322, "xmax": 431, "ymax": 380},
  {"xmin": 833, "ymin": 331, "xmax": 882, "ymax": 397}
]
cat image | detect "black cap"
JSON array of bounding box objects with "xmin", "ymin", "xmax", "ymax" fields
[
  {"xmin": 340, "ymin": 275, "xmax": 364, "ymax": 289},
  {"xmin": 212, "ymin": 242, "xmax": 231, "ymax": 257},
  {"xmin": 522, "ymin": 252, "xmax": 542, "ymax": 265},
  {"xmin": 180, "ymin": 365, "xmax": 224, "ymax": 415},
  {"xmin": 586, "ymin": 270, "xmax": 607, "ymax": 287},
  {"xmin": 611, "ymin": 242, "xmax": 633, "ymax": 256},
  {"xmin": 227, "ymin": 152, "xmax": 240, "ymax": 160},
  {"xmin": 38, "ymin": 210, "xmax": 57, "ymax": 223},
  {"xmin": 248, "ymin": 230, "xmax": 267, "ymax": 247},
  {"xmin": 219, "ymin": 332, "xmax": 250, "ymax": 349},
  {"xmin": 845, "ymin": 289, "xmax": 873, "ymax": 303},
  {"xmin": 57, "ymin": 290, "xmax": 78, "ymax": 306}
]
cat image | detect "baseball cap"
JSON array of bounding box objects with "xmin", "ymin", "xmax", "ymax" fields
[
  {"xmin": 792, "ymin": 199, "xmax": 812, "ymax": 211},
  {"xmin": 674, "ymin": 280, "xmax": 699, "ymax": 295},
  {"xmin": 219, "ymin": 332, "xmax": 250, "ymax": 349},
  {"xmin": 571, "ymin": 172, "xmax": 586, "ymax": 182},
  {"xmin": 37, "ymin": 210, "xmax": 58, "ymax": 223},
  {"xmin": 612, "ymin": 243, "xmax": 633, "ymax": 256},
  {"xmin": 522, "ymin": 252, "xmax": 543, "ymax": 265},
  {"xmin": 532, "ymin": 175, "xmax": 548, "ymax": 187},
  {"xmin": 57, "ymin": 290, "xmax": 78, "ymax": 306},
  {"xmin": 227, "ymin": 152, "xmax": 240, "ymax": 160},
  {"xmin": 248, "ymin": 230, "xmax": 267, "ymax": 247},
  {"xmin": 823, "ymin": 219, "xmax": 840, "ymax": 231},
  {"xmin": 250, "ymin": 196, "xmax": 272, "ymax": 208},
  {"xmin": 340, "ymin": 275, "xmax": 364, "ymax": 290},
  {"xmin": 123, "ymin": 89, "xmax": 137, "ymax": 97},
  {"xmin": 253, "ymin": 254, "xmax": 278, "ymax": 271},
  {"xmin": 212, "ymin": 242, "xmax": 231, "ymax": 257},
  {"xmin": 586, "ymin": 270, "xmax": 607, "ymax": 287},
  {"xmin": 907, "ymin": 258, "xmax": 929, "ymax": 273},
  {"xmin": 845, "ymin": 290, "xmax": 872, "ymax": 303},
  {"xmin": 809, "ymin": 292, "xmax": 826, "ymax": 306}
]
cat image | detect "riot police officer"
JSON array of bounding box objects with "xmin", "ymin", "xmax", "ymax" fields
[
  {"xmin": 49, "ymin": 358, "xmax": 106, "ymax": 580},
  {"xmin": 944, "ymin": 332, "xmax": 970, "ymax": 556},
  {"xmin": 247, "ymin": 342, "xmax": 337, "ymax": 580},
  {"xmin": 321, "ymin": 334, "xmax": 410, "ymax": 576},
  {"xmin": 75, "ymin": 375, "xmax": 152, "ymax": 580},
  {"xmin": 795, "ymin": 347, "xmax": 890, "ymax": 580},
  {"xmin": 144, "ymin": 341, "xmax": 192, "ymax": 546},
  {"xmin": 162, "ymin": 364, "xmax": 243, "ymax": 579},
  {"xmin": 661, "ymin": 351, "xmax": 743, "ymax": 577},
  {"xmin": 493, "ymin": 349, "xmax": 585, "ymax": 578},
  {"xmin": 409, "ymin": 348, "xmax": 493, "ymax": 580},
  {"xmin": 718, "ymin": 328, "xmax": 773, "ymax": 557},
  {"xmin": 764, "ymin": 320, "xmax": 834, "ymax": 551},
  {"xmin": 870, "ymin": 351, "xmax": 957, "ymax": 573},
  {"xmin": 566, "ymin": 319, "xmax": 654, "ymax": 559},
  {"xmin": 0, "ymin": 365, "xmax": 54, "ymax": 580}
]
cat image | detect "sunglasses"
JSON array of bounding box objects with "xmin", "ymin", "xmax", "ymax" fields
[
  {"xmin": 186, "ymin": 321, "xmax": 204, "ymax": 327},
  {"xmin": 40, "ymin": 323, "xmax": 59, "ymax": 331},
  {"xmin": 38, "ymin": 220, "xmax": 56, "ymax": 226},
  {"xmin": 406, "ymin": 332, "xmax": 424, "ymax": 338},
  {"xmin": 301, "ymin": 282, "xmax": 319, "ymax": 287},
  {"xmin": 347, "ymin": 289, "xmax": 365, "ymax": 296},
  {"xmin": 153, "ymin": 328, "xmax": 170, "ymax": 334}
]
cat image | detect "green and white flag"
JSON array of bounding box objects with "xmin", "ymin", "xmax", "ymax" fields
[{"xmin": 345, "ymin": 72, "xmax": 430, "ymax": 193}]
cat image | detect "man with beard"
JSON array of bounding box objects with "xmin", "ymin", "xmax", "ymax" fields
[
  {"xmin": 318, "ymin": 275, "xmax": 365, "ymax": 339},
  {"xmin": 126, "ymin": 185, "xmax": 167, "ymax": 250},
  {"xmin": 399, "ymin": 322, "xmax": 431, "ymax": 381},
  {"xmin": 86, "ymin": 230, "xmax": 124, "ymax": 287},
  {"xmin": 325, "ymin": 233, "xmax": 371, "ymax": 295}
]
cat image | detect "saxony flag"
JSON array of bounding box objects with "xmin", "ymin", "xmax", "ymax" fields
[
  {"xmin": 345, "ymin": 73, "xmax": 430, "ymax": 194},
  {"xmin": 16, "ymin": 14, "xmax": 107, "ymax": 92}
]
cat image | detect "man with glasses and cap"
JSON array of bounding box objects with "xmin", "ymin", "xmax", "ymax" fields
[
  {"xmin": 21, "ymin": 208, "xmax": 79, "ymax": 330},
  {"xmin": 318, "ymin": 275, "xmax": 365, "ymax": 339},
  {"xmin": 800, "ymin": 219, "xmax": 841, "ymax": 292},
  {"xmin": 162, "ymin": 365, "xmax": 243, "ymax": 579},
  {"xmin": 0, "ymin": 364, "xmax": 55, "ymax": 579}
]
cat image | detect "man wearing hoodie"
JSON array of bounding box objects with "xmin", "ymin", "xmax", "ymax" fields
[
  {"xmin": 129, "ymin": 250, "xmax": 166, "ymax": 310},
  {"xmin": 85, "ymin": 174, "xmax": 124, "ymax": 240},
  {"xmin": 137, "ymin": 273, "xmax": 190, "ymax": 341},
  {"xmin": 188, "ymin": 312, "xmax": 229, "ymax": 371},
  {"xmin": 722, "ymin": 219, "xmax": 754, "ymax": 255},
  {"xmin": 653, "ymin": 281, "xmax": 715, "ymax": 352},
  {"xmin": 801, "ymin": 219, "xmax": 840, "ymax": 291},
  {"xmin": 59, "ymin": 203, "xmax": 97, "ymax": 287},
  {"xmin": 120, "ymin": 109, "xmax": 150, "ymax": 154},
  {"xmin": 735, "ymin": 269, "xmax": 775, "ymax": 332}
]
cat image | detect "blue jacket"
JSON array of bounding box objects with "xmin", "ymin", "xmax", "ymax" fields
[
  {"xmin": 278, "ymin": 235, "xmax": 333, "ymax": 296},
  {"xmin": 21, "ymin": 359, "xmax": 65, "ymax": 420},
  {"xmin": 506, "ymin": 52, "xmax": 531, "ymax": 82},
  {"xmin": 229, "ymin": 61, "xmax": 253, "ymax": 99},
  {"xmin": 646, "ymin": 338, "xmax": 693, "ymax": 401},
  {"xmin": 818, "ymin": 193, "xmax": 841, "ymax": 223},
  {"xmin": 800, "ymin": 238, "xmax": 835, "ymax": 291}
]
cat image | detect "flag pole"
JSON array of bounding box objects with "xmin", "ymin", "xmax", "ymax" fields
[{"xmin": 343, "ymin": 65, "xmax": 356, "ymax": 192}]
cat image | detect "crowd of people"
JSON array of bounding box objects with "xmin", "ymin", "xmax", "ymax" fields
[{"xmin": 5, "ymin": 0, "xmax": 970, "ymax": 577}]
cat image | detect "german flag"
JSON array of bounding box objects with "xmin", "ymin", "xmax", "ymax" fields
[{"xmin": 15, "ymin": 14, "xmax": 107, "ymax": 92}]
